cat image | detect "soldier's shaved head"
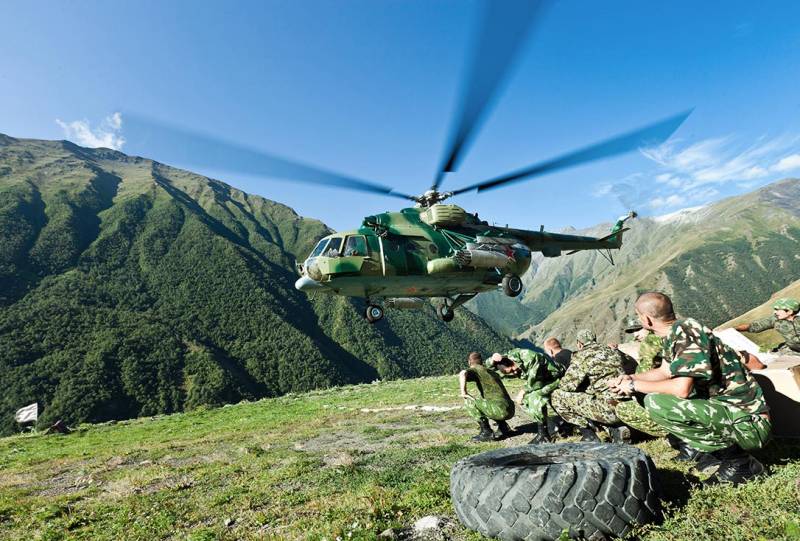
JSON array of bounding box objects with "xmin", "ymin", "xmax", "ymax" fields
[
  {"xmin": 468, "ymin": 352, "xmax": 483, "ymax": 366},
  {"xmin": 544, "ymin": 337, "xmax": 561, "ymax": 349},
  {"xmin": 635, "ymin": 292, "xmax": 676, "ymax": 322}
]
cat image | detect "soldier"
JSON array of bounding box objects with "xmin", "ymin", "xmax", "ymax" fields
[
  {"xmin": 544, "ymin": 337, "xmax": 572, "ymax": 370},
  {"xmin": 459, "ymin": 352, "xmax": 515, "ymax": 442},
  {"xmin": 550, "ymin": 329, "xmax": 628, "ymax": 442},
  {"xmin": 488, "ymin": 348, "xmax": 565, "ymax": 443},
  {"xmin": 734, "ymin": 297, "xmax": 800, "ymax": 354},
  {"xmin": 610, "ymin": 292, "xmax": 771, "ymax": 485},
  {"xmin": 613, "ymin": 316, "xmax": 668, "ymax": 438}
]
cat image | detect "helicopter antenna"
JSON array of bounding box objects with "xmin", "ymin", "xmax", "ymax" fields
[{"xmin": 431, "ymin": 0, "xmax": 544, "ymax": 192}]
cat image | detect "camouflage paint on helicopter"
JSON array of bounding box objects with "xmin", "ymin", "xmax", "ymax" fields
[{"xmin": 295, "ymin": 204, "xmax": 635, "ymax": 323}]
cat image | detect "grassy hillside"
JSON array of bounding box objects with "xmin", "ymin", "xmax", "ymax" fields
[
  {"xmin": 0, "ymin": 134, "xmax": 510, "ymax": 436},
  {"xmin": 507, "ymin": 179, "xmax": 800, "ymax": 347},
  {"xmin": 717, "ymin": 278, "xmax": 800, "ymax": 350},
  {"xmin": 1, "ymin": 375, "xmax": 798, "ymax": 541}
]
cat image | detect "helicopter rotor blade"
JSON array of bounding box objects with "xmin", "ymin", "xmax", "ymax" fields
[
  {"xmin": 431, "ymin": 0, "xmax": 545, "ymax": 191},
  {"xmin": 450, "ymin": 109, "xmax": 692, "ymax": 196},
  {"xmin": 125, "ymin": 114, "xmax": 417, "ymax": 201}
]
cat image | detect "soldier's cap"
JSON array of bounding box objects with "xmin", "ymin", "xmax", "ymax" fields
[
  {"xmin": 623, "ymin": 316, "xmax": 643, "ymax": 333},
  {"xmin": 576, "ymin": 329, "xmax": 596, "ymax": 344},
  {"xmin": 773, "ymin": 297, "xmax": 800, "ymax": 312}
]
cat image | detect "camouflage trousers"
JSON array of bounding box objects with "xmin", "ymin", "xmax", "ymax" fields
[
  {"xmin": 644, "ymin": 394, "xmax": 772, "ymax": 452},
  {"xmin": 521, "ymin": 380, "xmax": 560, "ymax": 423},
  {"xmin": 549, "ymin": 389, "xmax": 619, "ymax": 428},
  {"xmin": 464, "ymin": 397, "xmax": 514, "ymax": 423},
  {"xmin": 615, "ymin": 399, "xmax": 667, "ymax": 437}
]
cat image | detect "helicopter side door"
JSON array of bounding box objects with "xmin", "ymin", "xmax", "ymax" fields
[{"xmin": 336, "ymin": 234, "xmax": 380, "ymax": 275}]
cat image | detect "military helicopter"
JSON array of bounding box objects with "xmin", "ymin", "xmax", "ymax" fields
[{"xmin": 131, "ymin": 1, "xmax": 690, "ymax": 324}]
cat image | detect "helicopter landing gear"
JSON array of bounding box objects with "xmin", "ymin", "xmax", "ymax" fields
[
  {"xmin": 502, "ymin": 274, "xmax": 523, "ymax": 297},
  {"xmin": 365, "ymin": 303, "xmax": 384, "ymax": 324},
  {"xmin": 437, "ymin": 303, "xmax": 455, "ymax": 322}
]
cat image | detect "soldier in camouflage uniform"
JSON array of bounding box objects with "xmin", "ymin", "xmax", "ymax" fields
[
  {"xmin": 735, "ymin": 297, "xmax": 800, "ymax": 354},
  {"xmin": 613, "ymin": 317, "xmax": 668, "ymax": 437},
  {"xmin": 487, "ymin": 347, "xmax": 565, "ymax": 443},
  {"xmin": 550, "ymin": 329, "xmax": 627, "ymax": 442},
  {"xmin": 459, "ymin": 352, "xmax": 515, "ymax": 442},
  {"xmin": 611, "ymin": 292, "xmax": 771, "ymax": 485}
]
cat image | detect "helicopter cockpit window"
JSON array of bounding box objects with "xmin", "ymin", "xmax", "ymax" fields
[
  {"xmin": 324, "ymin": 237, "xmax": 342, "ymax": 257},
  {"xmin": 309, "ymin": 239, "xmax": 329, "ymax": 258},
  {"xmin": 343, "ymin": 235, "xmax": 367, "ymax": 257}
]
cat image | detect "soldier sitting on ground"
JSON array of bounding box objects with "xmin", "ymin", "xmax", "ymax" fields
[
  {"xmin": 543, "ymin": 337, "xmax": 572, "ymax": 370},
  {"xmin": 550, "ymin": 329, "xmax": 629, "ymax": 443},
  {"xmin": 459, "ymin": 352, "xmax": 515, "ymax": 442},
  {"xmin": 610, "ymin": 292, "xmax": 771, "ymax": 485},
  {"xmin": 734, "ymin": 297, "xmax": 800, "ymax": 355},
  {"xmin": 487, "ymin": 347, "xmax": 565, "ymax": 443}
]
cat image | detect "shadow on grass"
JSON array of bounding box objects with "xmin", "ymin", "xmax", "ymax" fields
[
  {"xmin": 754, "ymin": 437, "xmax": 800, "ymax": 469},
  {"xmin": 656, "ymin": 467, "xmax": 701, "ymax": 510}
]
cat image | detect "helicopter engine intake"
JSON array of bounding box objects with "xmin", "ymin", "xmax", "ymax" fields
[{"xmin": 454, "ymin": 249, "xmax": 512, "ymax": 270}]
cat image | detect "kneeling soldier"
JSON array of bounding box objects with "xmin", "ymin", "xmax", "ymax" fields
[
  {"xmin": 459, "ymin": 352, "xmax": 515, "ymax": 442},
  {"xmin": 611, "ymin": 292, "xmax": 771, "ymax": 485},
  {"xmin": 550, "ymin": 329, "xmax": 627, "ymax": 442},
  {"xmin": 488, "ymin": 348, "xmax": 564, "ymax": 443}
]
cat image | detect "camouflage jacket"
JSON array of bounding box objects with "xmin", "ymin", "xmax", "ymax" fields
[
  {"xmin": 465, "ymin": 365, "xmax": 512, "ymax": 403},
  {"xmin": 558, "ymin": 342, "xmax": 623, "ymax": 398},
  {"xmin": 748, "ymin": 315, "xmax": 800, "ymax": 352},
  {"xmin": 637, "ymin": 333, "xmax": 664, "ymax": 372},
  {"xmin": 662, "ymin": 318, "xmax": 769, "ymax": 414},
  {"xmin": 503, "ymin": 348, "xmax": 564, "ymax": 394}
]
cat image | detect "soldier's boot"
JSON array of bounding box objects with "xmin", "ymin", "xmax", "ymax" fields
[
  {"xmin": 608, "ymin": 425, "xmax": 631, "ymax": 444},
  {"xmin": 705, "ymin": 445, "xmax": 765, "ymax": 486},
  {"xmin": 528, "ymin": 421, "xmax": 552, "ymax": 444},
  {"xmin": 668, "ymin": 434, "xmax": 720, "ymax": 471},
  {"xmin": 470, "ymin": 418, "xmax": 494, "ymax": 442},
  {"xmin": 579, "ymin": 426, "xmax": 601, "ymax": 442},
  {"xmin": 493, "ymin": 420, "xmax": 513, "ymax": 441}
]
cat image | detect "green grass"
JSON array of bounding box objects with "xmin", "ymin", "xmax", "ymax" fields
[{"xmin": 1, "ymin": 376, "xmax": 799, "ymax": 540}]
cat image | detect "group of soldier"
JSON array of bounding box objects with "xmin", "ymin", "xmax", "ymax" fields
[{"xmin": 459, "ymin": 291, "xmax": 800, "ymax": 486}]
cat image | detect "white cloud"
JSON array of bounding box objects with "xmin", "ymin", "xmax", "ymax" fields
[
  {"xmin": 773, "ymin": 153, "xmax": 800, "ymax": 173},
  {"xmin": 56, "ymin": 112, "xmax": 125, "ymax": 150}
]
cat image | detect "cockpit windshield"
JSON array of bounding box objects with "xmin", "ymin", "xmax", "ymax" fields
[
  {"xmin": 309, "ymin": 239, "xmax": 329, "ymax": 258},
  {"xmin": 325, "ymin": 237, "xmax": 343, "ymax": 256}
]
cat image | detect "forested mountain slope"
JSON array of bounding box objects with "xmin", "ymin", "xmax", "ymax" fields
[
  {"xmin": 0, "ymin": 134, "xmax": 510, "ymax": 435},
  {"xmin": 469, "ymin": 178, "xmax": 800, "ymax": 345}
]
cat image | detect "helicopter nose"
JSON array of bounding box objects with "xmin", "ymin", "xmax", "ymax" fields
[{"xmin": 295, "ymin": 275, "xmax": 325, "ymax": 292}]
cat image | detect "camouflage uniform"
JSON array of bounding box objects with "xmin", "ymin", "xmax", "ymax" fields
[
  {"xmin": 550, "ymin": 334, "xmax": 625, "ymax": 428},
  {"xmin": 747, "ymin": 314, "xmax": 800, "ymax": 353},
  {"xmin": 463, "ymin": 365, "xmax": 515, "ymax": 423},
  {"xmin": 644, "ymin": 318, "xmax": 771, "ymax": 452},
  {"xmin": 615, "ymin": 333, "xmax": 668, "ymax": 437},
  {"xmin": 504, "ymin": 348, "xmax": 564, "ymax": 423}
]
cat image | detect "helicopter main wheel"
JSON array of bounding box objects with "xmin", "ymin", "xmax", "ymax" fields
[
  {"xmin": 437, "ymin": 303, "xmax": 455, "ymax": 322},
  {"xmin": 365, "ymin": 304, "xmax": 384, "ymax": 324},
  {"xmin": 502, "ymin": 274, "xmax": 523, "ymax": 297}
]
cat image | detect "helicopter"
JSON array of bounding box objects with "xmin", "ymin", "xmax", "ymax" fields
[{"xmin": 131, "ymin": 1, "xmax": 691, "ymax": 324}]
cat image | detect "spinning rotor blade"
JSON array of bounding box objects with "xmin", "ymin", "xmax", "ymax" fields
[
  {"xmin": 431, "ymin": 0, "xmax": 544, "ymax": 191},
  {"xmin": 451, "ymin": 109, "xmax": 692, "ymax": 196},
  {"xmin": 126, "ymin": 114, "xmax": 416, "ymax": 200}
]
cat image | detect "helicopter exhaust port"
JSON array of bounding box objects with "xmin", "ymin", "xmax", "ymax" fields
[{"xmin": 385, "ymin": 297, "xmax": 425, "ymax": 310}]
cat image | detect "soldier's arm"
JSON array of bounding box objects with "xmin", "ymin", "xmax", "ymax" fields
[
  {"xmin": 742, "ymin": 317, "xmax": 776, "ymax": 334},
  {"xmin": 557, "ymin": 356, "xmax": 586, "ymax": 392},
  {"xmin": 459, "ymin": 371, "xmax": 472, "ymax": 399},
  {"xmin": 630, "ymin": 374, "xmax": 694, "ymax": 398}
]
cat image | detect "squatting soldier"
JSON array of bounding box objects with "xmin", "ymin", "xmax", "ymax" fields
[
  {"xmin": 734, "ymin": 297, "xmax": 800, "ymax": 354},
  {"xmin": 550, "ymin": 329, "xmax": 627, "ymax": 442},
  {"xmin": 488, "ymin": 348, "xmax": 564, "ymax": 443},
  {"xmin": 611, "ymin": 292, "xmax": 771, "ymax": 485},
  {"xmin": 613, "ymin": 317, "xmax": 668, "ymax": 438},
  {"xmin": 544, "ymin": 337, "xmax": 572, "ymax": 370},
  {"xmin": 459, "ymin": 352, "xmax": 515, "ymax": 442}
]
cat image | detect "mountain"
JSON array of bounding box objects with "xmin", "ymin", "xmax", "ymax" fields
[
  {"xmin": 0, "ymin": 134, "xmax": 510, "ymax": 436},
  {"xmin": 717, "ymin": 277, "xmax": 800, "ymax": 350},
  {"xmin": 471, "ymin": 178, "xmax": 800, "ymax": 345}
]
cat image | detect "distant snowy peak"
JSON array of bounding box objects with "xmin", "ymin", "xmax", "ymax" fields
[{"xmin": 652, "ymin": 205, "xmax": 707, "ymax": 224}]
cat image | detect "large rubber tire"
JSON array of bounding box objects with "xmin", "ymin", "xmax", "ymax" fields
[
  {"xmin": 437, "ymin": 303, "xmax": 455, "ymax": 322},
  {"xmin": 502, "ymin": 274, "xmax": 523, "ymax": 297},
  {"xmin": 450, "ymin": 443, "xmax": 661, "ymax": 541}
]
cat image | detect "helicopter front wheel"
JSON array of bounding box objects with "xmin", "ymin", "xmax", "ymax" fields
[
  {"xmin": 365, "ymin": 304, "xmax": 384, "ymax": 324},
  {"xmin": 437, "ymin": 303, "xmax": 455, "ymax": 323},
  {"xmin": 502, "ymin": 274, "xmax": 523, "ymax": 297}
]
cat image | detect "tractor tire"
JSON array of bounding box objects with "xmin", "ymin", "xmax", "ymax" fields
[
  {"xmin": 450, "ymin": 443, "xmax": 661, "ymax": 541},
  {"xmin": 502, "ymin": 274, "xmax": 523, "ymax": 297}
]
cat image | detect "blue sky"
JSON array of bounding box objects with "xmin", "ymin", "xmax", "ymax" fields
[{"xmin": 2, "ymin": 0, "xmax": 800, "ymax": 233}]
